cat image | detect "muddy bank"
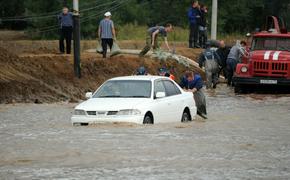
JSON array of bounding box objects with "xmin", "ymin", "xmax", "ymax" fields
[{"xmin": 0, "ymin": 42, "xmax": 202, "ymax": 103}]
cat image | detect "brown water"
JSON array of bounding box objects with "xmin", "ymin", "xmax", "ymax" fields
[{"xmin": 1, "ymin": 85, "xmax": 290, "ymax": 179}]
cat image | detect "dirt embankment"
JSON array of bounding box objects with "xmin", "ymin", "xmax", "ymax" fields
[{"xmin": 0, "ymin": 42, "xmax": 202, "ymax": 103}]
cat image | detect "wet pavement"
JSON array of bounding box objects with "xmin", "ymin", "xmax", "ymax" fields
[{"xmin": 1, "ymin": 85, "xmax": 290, "ymax": 180}]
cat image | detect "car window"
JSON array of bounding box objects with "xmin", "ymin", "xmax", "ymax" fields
[
  {"xmin": 93, "ymin": 80, "xmax": 152, "ymax": 98},
  {"xmin": 154, "ymin": 80, "xmax": 166, "ymax": 97},
  {"xmin": 163, "ymin": 80, "xmax": 181, "ymax": 97}
]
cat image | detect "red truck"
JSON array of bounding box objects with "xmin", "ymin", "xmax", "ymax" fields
[{"xmin": 233, "ymin": 16, "xmax": 290, "ymax": 93}]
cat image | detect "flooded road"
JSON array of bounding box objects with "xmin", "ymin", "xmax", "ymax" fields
[{"xmin": 1, "ymin": 85, "xmax": 290, "ymax": 179}]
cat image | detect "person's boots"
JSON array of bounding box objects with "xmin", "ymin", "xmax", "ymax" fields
[
  {"xmin": 194, "ymin": 44, "xmax": 201, "ymax": 48},
  {"xmin": 197, "ymin": 111, "xmax": 208, "ymax": 119},
  {"xmin": 189, "ymin": 41, "xmax": 193, "ymax": 48}
]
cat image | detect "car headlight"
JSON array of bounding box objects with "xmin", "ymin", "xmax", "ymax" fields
[
  {"xmin": 241, "ymin": 66, "xmax": 248, "ymax": 73},
  {"xmin": 117, "ymin": 109, "xmax": 141, "ymax": 115},
  {"xmin": 74, "ymin": 109, "xmax": 86, "ymax": 115}
]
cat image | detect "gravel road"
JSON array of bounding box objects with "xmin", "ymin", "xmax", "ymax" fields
[{"xmin": 1, "ymin": 85, "xmax": 290, "ymax": 180}]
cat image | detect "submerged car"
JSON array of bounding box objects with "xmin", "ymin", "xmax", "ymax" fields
[{"xmin": 71, "ymin": 76, "xmax": 197, "ymax": 125}]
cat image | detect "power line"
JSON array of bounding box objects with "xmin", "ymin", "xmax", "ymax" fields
[
  {"xmin": 81, "ymin": 0, "xmax": 130, "ymax": 23},
  {"xmin": 0, "ymin": 10, "xmax": 60, "ymax": 20},
  {"xmin": 81, "ymin": 0, "xmax": 151, "ymax": 24},
  {"xmin": 0, "ymin": 0, "xmax": 100, "ymax": 20},
  {"xmin": 81, "ymin": 0, "xmax": 119, "ymax": 13},
  {"xmin": 1, "ymin": 14, "xmax": 58, "ymax": 22},
  {"xmin": 35, "ymin": 0, "xmax": 132, "ymax": 34},
  {"xmin": 0, "ymin": 0, "xmax": 119, "ymax": 22}
]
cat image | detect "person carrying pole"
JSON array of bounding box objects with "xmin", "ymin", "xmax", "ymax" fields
[
  {"xmin": 139, "ymin": 23, "xmax": 173, "ymax": 57},
  {"xmin": 98, "ymin": 11, "xmax": 116, "ymax": 58}
]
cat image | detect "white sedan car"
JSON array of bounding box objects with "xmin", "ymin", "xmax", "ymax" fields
[{"xmin": 71, "ymin": 76, "xmax": 197, "ymax": 125}]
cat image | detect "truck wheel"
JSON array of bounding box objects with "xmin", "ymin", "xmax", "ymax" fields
[{"xmin": 234, "ymin": 85, "xmax": 241, "ymax": 93}]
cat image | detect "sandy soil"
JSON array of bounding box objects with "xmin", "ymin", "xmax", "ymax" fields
[{"xmin": 0, "ymin": 40, "xmax": 202, "ymax": 103}]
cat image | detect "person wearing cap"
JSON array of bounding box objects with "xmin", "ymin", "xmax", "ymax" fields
[
  {"xmin": 136, "ymin": 66, "xmax": 148, "ymax": 75},
  {"xmin": 98, "ymin": 11, "xmax": 116, "ymax": 58},
  {"xmin": 198, "ymin": 42, "xmax": 220, "ymax": 89},
  {"xmin": 58, "ymin": 6, "xmax": 73, "ymax": 54},
  {"xmin": 157, "ymin": 67, "xmax": 169, "ymax": 76},
  {"xmin": 139, "ymin": 23, "xmax": 173, "ymax": 56},
  {"xmin": 158, "ymin": 67, "xmax": 175, "ymax": 80}
]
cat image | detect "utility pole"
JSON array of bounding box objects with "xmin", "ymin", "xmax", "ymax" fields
[
  {"xmin": 63, "ymin": 0, "xmax": 67, "ymax": 7},
  {"xmin": 211, "ymin": 0, "xmax": 218, "ymax": 40},
  {"xmin": 73, "ymin": 0, "xmax": 81, "ymax": 78}
]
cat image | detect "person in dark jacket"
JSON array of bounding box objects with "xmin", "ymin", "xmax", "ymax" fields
[
  {"xmin": 187, "ymin": 0, "xmax": 201, "ymax": 48},
  {"xmin": 58, "ymin": 6, "xmax": 73, "ymax": 54},
  {"xmin": 180, "ymin": 71, "xmax": 207, "ymax": 119},
  {"xmin": 198, "ymin": 4, "xmax": 208, "ymax": 48},
  {"xmin": 216, "ymin": 40, "xmax": 231, "ymax": 79},
  {"xmin": 198, "ymin": 42, "xmax": 220, "ymax": 89}
]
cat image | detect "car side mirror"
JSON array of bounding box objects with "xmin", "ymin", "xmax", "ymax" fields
[
  {"xmin": 155, "ymin": 92, "xmax": 166, "ymax": 99},
  {"xmin": 85, "ymin": 92, "xmax": 93, "ymax": 99}
]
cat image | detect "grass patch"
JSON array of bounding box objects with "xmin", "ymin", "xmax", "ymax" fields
[{"xmin": 116, "ymin": 24, "xmax": 246, "ymax": 44}]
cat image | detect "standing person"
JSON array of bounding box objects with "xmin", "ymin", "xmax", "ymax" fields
[
  {"xmin": 216, "ymin": 40, "xmax": 231, "ymax": 79},
  {"xmin": 187, "ymin": 0, "xmax": 201, "ymax": 48},
  {"xmin": 198, "ymin": 4, "xmax": 208, "ymax": 48},
  {"xmin": 139, "ymin": 24, "xmax": 173, "ymax": 56},
  {"xmin": 180, "ymin": 71, "xmax": 207, "ymax": 119},
  {"xmin": 98, "ymin": 11, "xmax": 116, "ymax": 58},
  {"xmin": 226, "ymin": 41, "xmax": 248, "ymax": 86},
  {"xmin": 58, "ymin": 6, "xmax": 73, "ymax": 54},
  {"xmin": 198, "ymin": 42, "xmax": 220, "ymax": 89}
]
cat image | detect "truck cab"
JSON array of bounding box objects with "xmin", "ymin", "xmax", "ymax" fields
[{"xmin": 233, "ymin": 16, "xmax": 290, "ymax": 92}]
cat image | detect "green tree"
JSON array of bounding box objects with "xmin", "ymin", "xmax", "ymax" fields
[{"xmin": 0, "ymin": 0, "xmax": 26, "ymax": 29}]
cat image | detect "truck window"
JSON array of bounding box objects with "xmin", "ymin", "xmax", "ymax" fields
[{"xmin": 252, "ymin": 37, "xmax": 290, "ymax": 51}]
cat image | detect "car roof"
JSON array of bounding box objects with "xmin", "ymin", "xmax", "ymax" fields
[{"xmin": 109, "ymin": 75, "xmax": 168, "ymax": 81}]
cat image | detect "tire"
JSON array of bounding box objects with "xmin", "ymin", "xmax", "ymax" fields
[
  {"xmin": 234, "ymin": 84, "xmax": 247, "ymax": 94},
  {"xmin": 234, "ymin": 84, "xmax": 242, "ymax": 93},
  {"xmin": 143, "ymin": 114, "xmax": 153, "ymax": 124},
  {"xmin": 181, "ymin": 110, "xmax": 191, "ymax": 122}
]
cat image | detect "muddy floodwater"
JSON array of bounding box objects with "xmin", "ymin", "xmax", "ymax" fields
[{"xmin": 1, "ymin": 85, "xmax": 290, "ymax": 180}]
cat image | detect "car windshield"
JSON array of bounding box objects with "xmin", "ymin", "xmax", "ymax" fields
[
  {"xmin": 251, "ymin": 37, "xmax": 290, "ymax": 51},
  {"xmin": 93, "ymin": 80, "xmax": 152, "ymax": 98}
]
